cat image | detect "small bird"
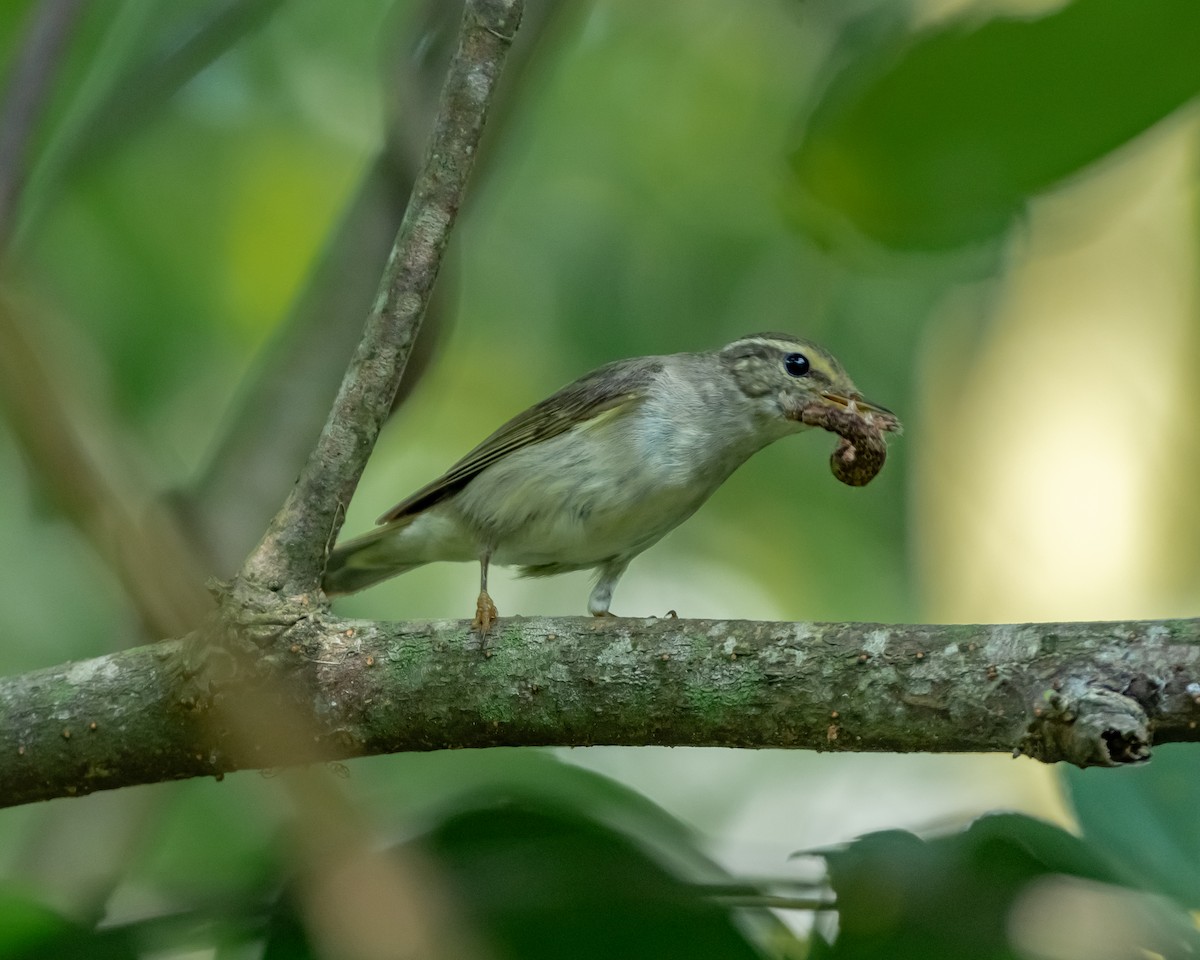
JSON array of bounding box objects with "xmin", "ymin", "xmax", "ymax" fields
[{"xmin": 323, "ymin": 333, "xmax": 899, "ymax": 631}]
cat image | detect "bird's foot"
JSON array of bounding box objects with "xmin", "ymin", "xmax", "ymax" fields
[
  {"xmin": 590, "ymin": 610, "xmax": 678, "ymax": 620},
  {"xmin": 472, "ymin": 591, "xmax": 498, "ymax": 636}
]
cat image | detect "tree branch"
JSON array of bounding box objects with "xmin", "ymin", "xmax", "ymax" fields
[
  {"xmin": 2, "ymin": 615, "xmax": 1197, "ymax": 808},
  {"xmin": 241, "ymin": 0, "xmax": 524, "ymax": 595}
]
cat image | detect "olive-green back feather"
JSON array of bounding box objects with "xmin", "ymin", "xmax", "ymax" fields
[{"xmin": 377, "ymin": 358, "xmax": 661, "ymax": 523}]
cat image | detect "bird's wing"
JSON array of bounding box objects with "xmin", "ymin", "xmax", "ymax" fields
[{"xmin": 377, "ymin": 358, "xmax": 662, "ymax": 523}]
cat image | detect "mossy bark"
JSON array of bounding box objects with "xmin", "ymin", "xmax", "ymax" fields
[{"xmin": 2, "ymin": 615, "xmax": 1197, "ymax": 808}]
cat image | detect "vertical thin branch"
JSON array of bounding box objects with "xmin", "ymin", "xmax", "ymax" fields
[
  {"xmin": 240, "ymin": 0, "xmax": 524, "ymax": 595},
  {"xmin": 187, "ymin": 0, "xmax": 464, "ymax": 572}
]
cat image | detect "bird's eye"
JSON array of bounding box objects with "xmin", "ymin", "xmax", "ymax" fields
[{"xmin": 783, "ymin": 353, "xmax": 810, "ymax": 377}]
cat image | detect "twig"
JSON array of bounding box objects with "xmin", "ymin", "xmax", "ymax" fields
[
  {"xmin": 240, "ymin": 0, "xmax": 525, "ymax": 595},
  {"xmin": 700, "ymin": 881, "xmax": 836, "ymax": 911},
  {"xmin": 708, "ymin": 894, "xmax": 836, "ymax": 911}
]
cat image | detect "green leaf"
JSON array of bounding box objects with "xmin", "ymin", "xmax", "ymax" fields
[
  {"xmin": 812, "ymin": 812, "xmax": 1190, "ymax": 960},
  {"xmin": 1065, "ymin": 743, "xmax": 1200, "ymax": 908},
  {"xmin": 422, "ymin": 795, "xmax": 775, "ymax": 960},
  {"xmin": 0, "ymin": 890, "xmax": 137, "ymax": 960},
  {"xmin": 791, "ymin": 0, "xmax": 1200, "ymax": 248},
  {"xmin": 260, "ymin": 764, "xmax": 802, "ymax": 959}
]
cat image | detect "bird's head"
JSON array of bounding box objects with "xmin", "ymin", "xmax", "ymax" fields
[{"xmin": 718, "ymin": 332, "xmax": 897, "ymax": 432}]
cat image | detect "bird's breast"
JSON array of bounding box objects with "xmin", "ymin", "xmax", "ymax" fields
[{"xmin": 449, "ymin": 410, "xmax": 752, "ymax": 567}]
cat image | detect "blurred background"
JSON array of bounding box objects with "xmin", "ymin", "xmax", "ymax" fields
[{"xmin": 0, "ymin": 0, "xmax": 1198, "ymax": 956}]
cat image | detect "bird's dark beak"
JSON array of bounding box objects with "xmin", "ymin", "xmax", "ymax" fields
[{"xmin": 820, "ymin": 392, "xmax": 901, "ymax": 431}]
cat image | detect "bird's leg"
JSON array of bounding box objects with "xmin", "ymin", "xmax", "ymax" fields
[
  {"xmin": 472, "ymin": 552, "xmax": 498, "ymax": 634},
  {"xmin": 588, "ymin": 559, "xmax": 629, "ymax": 618}
]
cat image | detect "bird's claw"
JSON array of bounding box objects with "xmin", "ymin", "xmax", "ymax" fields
[
  {"xmin": 472, "ymin": 591, "xmax": 498, "ymax": 636},
  {"xmin": 591, "ymin": 609, "xmax": 678, "ymax": 619}
]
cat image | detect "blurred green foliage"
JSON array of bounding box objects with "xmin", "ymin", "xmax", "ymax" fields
[
  {"xmin": 813, "ymin": 812, "xmax": 1200, "ymax": 959},
  {"xmin": 0, "ymin": 890, "xmax": 137, "ymax": 960},
  {"xmin": 405, "ymin": 794, "xmax": 775, "ymax": 960},
  {"xmin": 1065, "ymin": 744, "xmax": 1200, "ymax": 909},
  {"xmin": 0, "ymin": 0, "xmax": 1198, "ymax": 956},
  {"xmin": 792, "ymin": 0, "xmax": 1200, "ymax": 248}
]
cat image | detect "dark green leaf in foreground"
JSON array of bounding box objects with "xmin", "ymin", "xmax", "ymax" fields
[
  {"xmin": 422, "ymin": 796, "xmax": 774, "ymax": 960},
  {"xmin": 0, "ymin": 890, "xmax": 136, "ymax": 960},
  {"xmin": 811, "ymin": 812, "xmax": 1198, "ymax": 959},
  {"xmin": 791, "ymin": 0, "xmax": 1200, "ymax": 248},
  {"xmin": 260, "ymin": 764, "xmax": 801, "ymax": 960}
]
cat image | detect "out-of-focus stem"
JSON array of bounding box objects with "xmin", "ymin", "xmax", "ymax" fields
[
  {"xmin": 0, "ymin": 298, "xmax": 212, "ymax": 638},
  {"xmin": 0, "ymin": 0, "xmax": 86, "ymax": 253}
]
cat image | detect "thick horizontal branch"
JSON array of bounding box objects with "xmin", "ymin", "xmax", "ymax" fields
[{"xmin": 1, "ymin": 615, "xmax": 1198, "ymax": 808}]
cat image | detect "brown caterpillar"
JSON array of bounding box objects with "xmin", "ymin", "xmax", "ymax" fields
[{"xmin": 798, "ymin": 403, "xmax": 900, "ymax": 487}]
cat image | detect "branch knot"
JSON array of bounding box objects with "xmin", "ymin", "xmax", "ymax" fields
[{"xmin": 1020, "ymin": 682, "xmax": 1151, "ymax": 767}]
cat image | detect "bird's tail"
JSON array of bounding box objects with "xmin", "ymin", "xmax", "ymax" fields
[{"xmin": 323, "ymin": 519, "xmax": 425, "ymax": 596}]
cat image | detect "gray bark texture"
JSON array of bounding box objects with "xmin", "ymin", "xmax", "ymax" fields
[{"xmin": 1, "ymin": 615, "xmax": 1198, "ymax": 808}]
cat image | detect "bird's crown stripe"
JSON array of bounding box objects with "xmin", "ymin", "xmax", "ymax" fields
[{"xmin": 724, "ymin": 334, "xmax": 806, "ymax": 354}]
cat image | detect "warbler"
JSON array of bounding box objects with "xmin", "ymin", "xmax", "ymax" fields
[{"xmin": 323, "ymin": 333, "xmax": 899, "ymax": 630}]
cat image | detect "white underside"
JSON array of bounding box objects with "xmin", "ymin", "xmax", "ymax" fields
[{"xmin": 374, "ymin": 367, "xmax": 807, "ymax": 574}]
